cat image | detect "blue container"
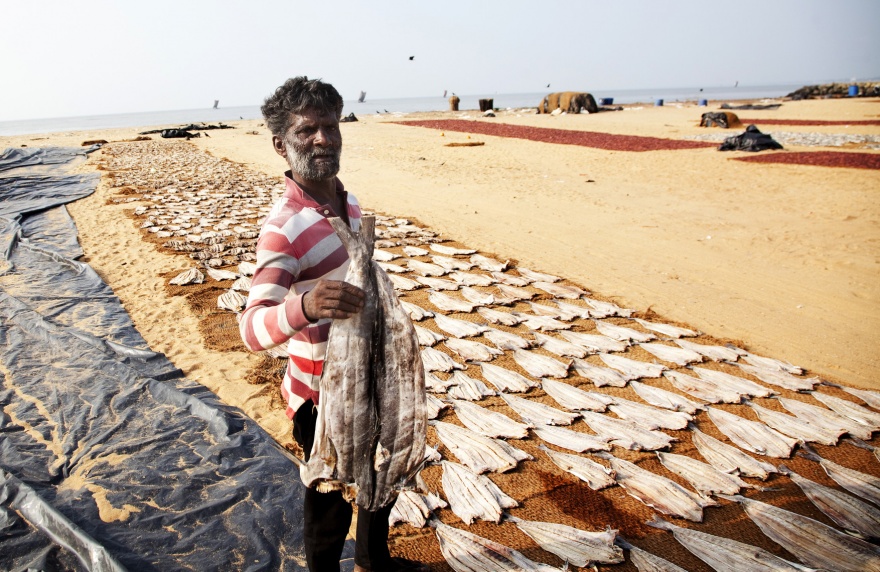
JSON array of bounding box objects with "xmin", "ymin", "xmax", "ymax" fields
[
  {"xmin": 698, "ymin": 99, "xmax": 708, "ymax": 106},
  {"xmin": 654, "ymin": 99, "xmax": 664, "ymax": 107},
  {"xmin": 600, "ymin": 97, "xmax": 614, "ymax": 105},
  {"xmin": 848, "ymin": 85, "xmax": 859, "ymax": 97}
]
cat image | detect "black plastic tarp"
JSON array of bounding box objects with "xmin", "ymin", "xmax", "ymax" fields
[
  {"xmin": 1, "ymin": 147, "xmax": 310, "ymax": 571},
  {"xmin": 718, "ymin": 125, "xmax": 784, "ymax": 152}
]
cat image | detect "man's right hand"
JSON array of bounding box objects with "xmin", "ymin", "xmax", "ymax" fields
[{"xmin": 302, "ymin": 279, "xmax": 365, "ymax": 321}]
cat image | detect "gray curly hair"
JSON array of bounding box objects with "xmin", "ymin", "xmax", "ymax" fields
[{"xmin": 261, "ymin": 76, "xmax": 344, "ymax": 137}]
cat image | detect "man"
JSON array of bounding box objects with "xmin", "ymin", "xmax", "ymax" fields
[{"xmin": 238, "ymin": 77, "xmax": 429, "ymax": 572}]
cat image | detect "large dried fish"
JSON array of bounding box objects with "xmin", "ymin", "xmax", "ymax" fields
[
  {"xmin": 778, "ymin": 397, "xmax": 874, "ymax": 440},
  {"xmin": 500, "ymin": 393, "xmax": 579, "ymax": 426},
  {"xmin": 513, "ymin": 349, "xmax": 571, "ymax": 378},
  {"xmin": 616, "ymin": 538, "xmax": 689, "ymax": 572},
  {"xmin": 674, "ymin": 338, "xmax": 744, "ymax": 362},
  {"xmin": 837, "ymin": 386, "xmax": 880, "ymax": 410},
  {"xmin": 217, "ymin": 289, "xmax": 247, "ymax": 311},
  {"xmin": 630, "ymin": 381, "xmax": 703, "ymax": 414},
  {"xmin": 656, "ymin": 452, "xmax": 756, "ymax": 496},
  {"xmin": 371, "ymin": 248, "xmax": 398, "ymax": 262},
  {"xmin": 389, "ymin": 274, "xmax": 422, "ymax": 291},
  {"xmin": 238, "ymin": 261, "xmax": 256, "ymax": 276},
  {"xmin": 444, "ymin": 338, "xmax": 503, "ymax": 362},
  {"xmin": 599, "ymin": 353, "xmax": 666, "ymax": 379},
  {"xmin": 302, "ymin": 217, "xmax": 426, "ymax": 511},
  {"xmin": 388, "ymin": 490, "xmax": 447, "ymax": 528},
  {"xmin": 526, "ymin": 301, "xmax": 570, "ymax": 320},
  {"xmin": 638, "ymin": 343, "xmax": 703, "ymax": 367},
  {"xmin": 169, "ymin": 267, "xmax": 204, "ymax": 285},
  {"xmin": 632, "ymin": 318, "xmax": 698, "ymax": 339},
  {"xmin": 721, "ymin": 494, "xmax": 880, "ymax": 572},
  {"xmin": 533, "ymin": 332, "xmax": 589, "ymax": 358},
  {"xmin": 532, "ymin": 281, "xmax": 586, "ymax": 299},
  {"xmin": 447, "ymin": 371, "xmax": 496, "ymax": 401},
  {"xmin": 459, "ymin": 286, "xmax": 495, "ymax": 306},
  {"xmin": 479, "ymin": 362, "xmax": 540, "ymax": 393},
  {"xmin": 691, "ymin": 426, "xmax": 776, "ymax": 479},
  {"xmin": 230, "ymin": 275, "xmax": 251, "ymax": 292},
  {"xmin": 540, "ymin": 378, "xmax": 614, "ymax": 412},
  {"xmin": 448, "ymin": 270, "xmax": 493, "ymax": 286},
  {"xmin": 417, "ymin": 276, "xmax": 460, "ymax": 291},
  {"xmin": 571, "ymin": 358, "xmax": 629, "ymax": 388},
  {"xmin": 663, "ymin": 370, "xmax": 743, "ymax": 403},
  {"xmin": 505, "ymin": 515, "xmax": 624, "ymax": 568},
  {"xmin": 646, "ymin": 516, "xmax": 818, "ymax": 572},
  {"xmin": 580, "ymin": 411, "xmax": 675, "ymax": 451},
  {"xmin": 483, "ymin": 327, "xmax": 532, "ymax": 351},
  {"xmin": 735, "ymin": 363, "xmax": 818, "ymax": 392},
  {"xmin": 431, "ymin": 519, "xmax": 563, "ymax": 572},
  {"xmin": 414, "ymin": 324, "xmax": 445, "ymax": 347},
  {"xmin": 432, "ymin": 421, "xmax": 531, "ymax": 474},
  {"xmin": 517, "ymin": 267, "xmax": 560, "ymax": 282},
  {"xmin": 799, "ymin": 446, "xmax": 880, "ymax": 507},
  {"xmin": 206, "ymin": 266, "xmax": 238, "ymax": 281},
  {"xmin": 431, "ymin": 243, "xmax": 476, "ymax": 256},
  {"xmin": 747, "ymin": 401, "xmax": 843, "ymax": 446},
  {"xmin": 595, "ymin": 321, "xmax": 656, "ymax": 342},
  {"xmin": 608, "ymin": 397, "xmax": 692, "ymax": 430},
  {"xmin": 425, "ymin": 372, "xmax": 457, "ymax": 393},
  {"xmin": 539, "ymin": 444, "xmax": 615, "ymax": 488},
  {"xmin": 706, "ymin": 407, "xmax": 797, "ymax": 458},
  {"xmin": 811, "ymin": 391, "xmax": 880, "ymax": 431},
  {"xmin": 595, "ymin": 452, "xmax": 711, "ymax": 522},
  {"xmin": 741, "ymin": 353, "xmax": 803, "ymax": 375},
  {"xmin": 400, "ymin": 301, "xmax": 433, "ymax": 321},
  {"xmin": 470, "ymin": 254, "xmax": 508, "ymax": 272},
  {"xmin": 376, "ymin": 261, "xmax": 406, "ymax": 273},
  {"xmin": 693, "ymin": 367, "xmax": 775, "ymax": 398},
  {"xmin": 433, "ymin": 313, "xmax": 488, "ymax": 338},
  {"xmin": 512, "ymin": 312, "xmax": 572, "ymax": 331},
  {"xmin": 553, "ymin": 300, "xmax": 593, "ymax": 319},
  {"xmin": 421, "ymin": 346, "xmax": 464, "ymax": 372},
  {"xmin": 580, "ymin": 298, "xmax": 630, "ymax": 318},
  {"xmin": 476, "ymin": 306, "xmax": 523, "ymax": 326},
  {"xmin": 402, "ymin": 245, "xmax": 429, "ymax": 257},
  {"xmin": 441, "ymin": 461, "xmax": 517, "ymax": 524},
  {"xmin": 495, "ymin": 283, "xmax": 534, "ymax": 301},
  {"xmin": 532, "ymin": 424, "xmax": 612, "ymax": 453},
  {"xmin": 407, "ymin": 259, "xmax": 447, "ymax": 276},
  {"xmin": 432, "ymin": 256, "xmax": 473, "ymax": 271},
  {"xmin": 779, "ymin": 464, "xmax": 880, "ymax": 541},
  {"xmin": 559, "ymin": 331, "xmax": 628, "ymax": 353},
  {"xmin": 450, "ymin": 399, "xmax": 530, "ymax": 439},
  {"xmin": 491, "ymin": 271, "xmax": 531, "ymax": 286},
  {"xmin": 429, "ymin": 290, "xmax": 478, "ymax": 313}
]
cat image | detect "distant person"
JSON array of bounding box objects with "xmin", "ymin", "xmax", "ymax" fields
[{"xmin": 237, "ymin": 76, "xmax": 430, "ymax": 572}]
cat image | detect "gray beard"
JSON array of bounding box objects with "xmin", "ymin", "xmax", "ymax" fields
[{"xmin": 285, "ymin": 140, "xmax": 341, "ymax": 181}]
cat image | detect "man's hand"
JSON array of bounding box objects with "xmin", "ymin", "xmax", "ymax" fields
[{"xmin": 302, "ymin": 279, "xmax": 365, "ymax": 321}]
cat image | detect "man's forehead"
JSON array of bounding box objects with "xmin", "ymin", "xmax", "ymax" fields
[{"xmin": 289, "ymin": 108, "xmax": 338, "ymax": 126}]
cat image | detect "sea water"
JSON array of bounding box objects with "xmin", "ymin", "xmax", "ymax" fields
[{"xmin": 0, "ymin": 84, "xmax": 802, "ymax": 137}]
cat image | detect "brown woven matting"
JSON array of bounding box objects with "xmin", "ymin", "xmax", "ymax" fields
[
  {"xmin": 393, "ymin": 120, "xmax": 718, "ymax": 152},
  {"xmin": 734, "ymin": 151, "xmax": 880, "ymax": 170}
]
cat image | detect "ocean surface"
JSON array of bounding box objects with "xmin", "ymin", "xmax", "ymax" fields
[{"xmin": 1, "ymin": 84, "xmax": 803, "ymax": 136}]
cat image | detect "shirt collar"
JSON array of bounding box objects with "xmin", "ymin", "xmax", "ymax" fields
[{"xmin": 283, "ymin": 171, "xmax": 346, "ymax": 208}]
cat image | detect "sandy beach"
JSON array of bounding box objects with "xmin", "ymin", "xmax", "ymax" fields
[{"xmin": 3, "ymin": 96, "xmax": 879, "ymax": 569}]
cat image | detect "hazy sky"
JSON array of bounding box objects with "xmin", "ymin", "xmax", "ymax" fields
[{"xmin": 3, "ymin": 0, "xmax": 878, "ymax": 121}]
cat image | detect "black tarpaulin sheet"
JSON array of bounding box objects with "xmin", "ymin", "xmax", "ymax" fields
[
  {"xmin": 718, "ymin": 125, "xmax": 784, "ymax": 152},
  {"xmin": 1, "ymin": 148, "xmax": 308, "ymax": 571}
]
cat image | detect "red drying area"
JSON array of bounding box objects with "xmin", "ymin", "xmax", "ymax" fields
[
  {"xmin": 738, "ymin": 118, "xmax": 880, "ymax": 126},
  {"xmin": 735, "ymin": 151, "xmax": 880, "ymax": 170},
  {"xmin": 393, "ymin": 119, "xmax": 717, "ymax": 152}
]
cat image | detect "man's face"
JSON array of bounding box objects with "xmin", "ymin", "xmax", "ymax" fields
[{"xmin": 282, "ymin": 109, "xmax": 342, "ymax": 181}]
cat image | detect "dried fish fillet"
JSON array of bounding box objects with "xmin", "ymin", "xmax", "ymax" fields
[
  {"xmin": 431, "ymin": 519, "xmax": 563, "ymax": 572},
  {"xmin": 372, "ymin": 248, "xmax": 399, "ymax": 261},
  {"xmin": 616, "ymin": 538, "xmax": 689, "ymax": 572},
  {"xmin": 470, "ymin": 254, "xmax": 508, "ymax": 272},
  {"xmin": 532, "ymin": 424, "xmax": 612, "ymax": 453},
  {"xmin": 747, "ymin": 401, "xmax": 843, "ymax": 446},
  {"xmin": 599, "ymin": 353, "xmax": 666, "ymax": 380},
  {"xmin": 491, "ymin": 271, "xmax": 531, "ymax": 286},
  {"xmin": 571, "ymin": 358, "xmax": 629, "ymax": 388},
  {"xmin": 217, "ymin": 289, "xmax": 247, "ymax": 311},
  {"xmin": 441, "ymin": 461, "xmax": 517, "ymax": 524},
  {"xmin": 779, "ymin": 397, "xmax": 873, "ymax": 440},
  {"xmin": 517, "ymin": 267, "xmax": 560, "ymax": 282},
  {"xmin": 433, "ymin": 256, "xmax": 474, "ymax": 271},
  {"xmin": 206, "ymin": 267, "xmax": 238, "ymax": 281},
  {"xmin": 540, "ymin": 378, "xmax": 614, "ymax": 411},
  {"xmin": 595, "ymin": 321, "xmax": 656, "ymax": 342},
  {"xmin": 426, "ymin": 394, "xmax": 449, "ymax": 419},
  {"xmin": 742, "ymin": 353, "xmax": 803, "ymax": 375},
  {"xmin": 459, "ymin": 286, "xmax": 495, "ymax": 306},
  {"xmin": 500, "ymin": 393, "xmax": 579, "ymax": 426},
  {"xmin": 446, "ymin": 371, "xmax": 496, "ymax": 401},
  {"xmin": 663, "ymin": 370, "xmax": 743, "ymax": 403},
  {"xmin": 169, "ymin": 267, "xmax": 204, "ymax": 285},
  {"xmin": 532, "ymin": 281, "xmax": 586, "ymax": 299},
  {"xmin": 693, "ymin": 366, "xmax": 774, "ymax": 398},
  {"xmin": 539, "ymin": 444, "xmax": 615, "ymax": 488},
  {"xmin": 584, "ymin": 298, "xmax": 632, "ymax": 318},
  {"xmin": 580, "ymin": 411, "xmax": 675, "ymax": 451},
  {"xmin": 691, "ymin": 426, "xmax": 776, "ymax": 479},
  {"xmin": 638, "ymin": 343, "xmax": 703, "ymax": 366},
  {"xmin": 533, "ymin": 332, "xmax": 588, "ymax": 358},
  {"xmin": 779, "ymin": 464, "xmax": 880, "ymax": 541},
  {"xmin": 476, "ymin": 306, "xmax": 523, "ymax": 326},
  {"xmin": 450, "ymin": 399, "xmax": 531, "ymax": 439},
  {"xmin": 416, "ymin": 276, "xmax": 460, "ymax": 290},
  {"xmin": 421, "ymin": 346, "xmax": 464, "ymax": 372},
  {"xmin": 512, "ymin": 312, "xmax": 572, "ymax": 331},
  {"xmin": 656, "ymin": 452, "xmax": 755, "ymax": 496},
  {"xmin": 496, "ymin": 283, "xmax": 534, "ymax": 301},
  {"xmin": 595, "ymin": 452, "xmax": 711, "ymax": 522},
  {"xmin": 237, "ymin": 261, "xmax": 256, "ymax": 276},
  {"xmin": 513, "ymin": 349, "xmax": 570, "ymax": 378},
  {"xmin": 707, "ymin": 407, "xmax": 797, "ymax": 458},
  {"xmin": 630, "ymin": 381, "xmax": 703, "ymax": 414},
  {"xmin": 401, "ymin": 301, "xmax": 433, "ymax": 321},
  {"xmin": 425, "ymin": 372, "xmax": 457, "ymax": 393},
  {"xmin": 799, "ymin": 447, "xmax": 880, "ymax": 507},
  {"xmin": 838, "ymin": 386, "xmax": 880, "ymax": 410},
  {"xmin": 429, "ymin": 290, "xmax": 478, "ymax": 313},
  {"xmin": 376, "ymin": 261, "xmax": 406, "ymax": 273},
  {"xmin": 479, "ymin": 362, "xmax": 540, "ymax": 393},
  {"xmin": 674, "ymin": 338, "xmax": 744, "ymax": 362},
  {"xmin": 414, "ymin": 324, "xmax": 445, "ymax": 347},
  {"xmin": 483, "ymin": 327, "xmax": 532, "ymax": 350},
  {"xmin": 389, "ymin": 274, "xmax": 422, "ymax": 291},
  {"xmin": 632, "ymin": 318, "xmax": 698, "ymax": 339},
  {"xmin": 735, "ymin": 363, "xmax": 818, "ymax": 392},
  {"xmin": 608, "ymin": 397, "xmax": 692, "ymax": 430},
  {"xmin": 433, "ymin": 313, "xmax": 488, "ymax": 338},
  {"xmin": 553, "ymin": 300, "xmax": 593, "ymax": 319},
  {"xmin": 402, "ymin": 245, "xmax": 429, "ymax": 257},
  {"xmin": 444, "ymin": 338, "xmax": 503, "ymax": 362},
  {"xmin": 432, "ymin": 421, "xmax": 530, "ymax": 474},
  {"xmin": 559, "ymin": 331, "xmax": 628, "ymax": 353},
  {"xmin": 431, "ymin": 243, "xmax": 476, "ymax": 256},
  {"xmin": 448, "ymin": 270, "xmax": 493, "ymax": 286},
  {"xmin": 722, "ymin": 494, "xmax": 880, "ymax": 572},
  {"xmin": 527, "ymin": 301, "xmax": 569, "ymax": 320},
  {"xmin": 230, "ymin": 275, "xmax": 251, "ymax": 291},
  {"xmin": 506, "ymin": 515, "xmax": 624, "ymax": 567},
  {"xmin": 811, "ymin": 391, "xmax": 880, "ymax": 431},
  {"xmin": 407, "ymin": 259, "xmax": 447, "ymax": 276},
  {"xmin": 389, "ymin": 490, "xmax": 447, "ymax": 528},
  {"xmin": 646, "ymin": 516, "xmax": 816, "ymax": 572}
]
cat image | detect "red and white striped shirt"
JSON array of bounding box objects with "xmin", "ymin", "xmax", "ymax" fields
[{"xmin": 238, "ymin": 172, "xmax": 362, "ymax": 419}]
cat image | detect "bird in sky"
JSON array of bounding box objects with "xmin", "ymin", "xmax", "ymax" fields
[
  {"xmin": 409, "ymin": 56, "xmax": 414, "ymax": 60},
  {"xmin": 546, "ymin": 83, "xmax": 550, "ymax": 88}
]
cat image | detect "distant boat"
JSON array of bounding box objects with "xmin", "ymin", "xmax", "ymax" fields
[
  {"xmin": 358, "ymin": 91, "xmax": 366, "ymax": 103},
  {"xmin": 213, "ymin": 100, "xmax": 219, "ymax": 109},
  {"xmin": 443, "ymin": 89, "xmax": 447, "ymax": 98}
]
